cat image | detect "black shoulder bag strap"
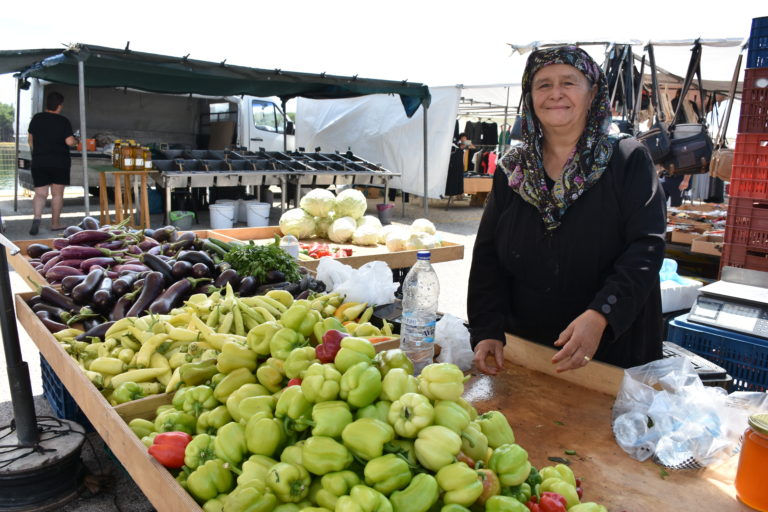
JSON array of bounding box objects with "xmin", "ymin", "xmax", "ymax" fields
[
  {"xmin": 670, "ymin": 40, "xmax": 703, "ymax": 129},
  {"xmin": 714, "ymin": 49, "xmax": 743, "ymax": 150},
  {"xmin": 646, "ymin": 43, "xmax": 665, "ymax": 124},
  {"xmin": 629, "ymin": 52, "xmax": 646, "ymax": 127}
]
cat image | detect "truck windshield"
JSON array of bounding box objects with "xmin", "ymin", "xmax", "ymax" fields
[{"xmin": 252, "ymin": 100, "xmax": 283, "ymax": 133}]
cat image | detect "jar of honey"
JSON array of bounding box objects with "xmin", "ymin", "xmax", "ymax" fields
[
  {"xmin": 112, "ymin": 140, "xmax": 122, "ymax": 168},
  {"xmin": 143, "ymin": 147, "xmax": 153, "ymax": 170},
  {"xmin": 133, "ymin": 145, "xmax": 144, "ymax": 170},
  {"xmin": 120, "ymin": 144, "xmax": 134, "ymax": 171},
  {"xmin": 735, "ymin": 413, "xmax": 768, "ymax": 511}
]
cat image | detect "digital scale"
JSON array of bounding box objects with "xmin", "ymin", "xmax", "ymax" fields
[{"xmin": 688, "ymin": 266, "xmax": 768, "ymax": 339}]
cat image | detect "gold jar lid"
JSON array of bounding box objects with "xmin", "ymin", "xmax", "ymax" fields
[{"xmin": 749, "ymin": 413, "xmax": 768, "ymax": 436}]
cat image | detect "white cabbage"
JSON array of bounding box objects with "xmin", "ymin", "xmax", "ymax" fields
[
  {"xmin": 314, "ymin": 216, "xmax": 332, "ymax": 239},
  {"xmin": 379, "ymin": 224, "xmax": 402, "ymax": 244},
  {"xmin": 411, "ymin": 218, "xmax": 437, "ymax": 235},
  {"xmin": 385, "ymin": 229, "xmax": 410, "ymax": 252},
  {"xmin": 328, "ymin": 216, "xmax": 357, "ymax": 244},
  {"xmin": 300, "ymin": 188, "xmax": 336, "ymax": 217},
  {"xmin": 357, "ymin": 215, "xmax": 383, "ymax": 230},
  {"xmin": 353, "ymin": 224, "xmax": 380, "ymax": 246},
  {"xmin": 405, "ymin": 232, "xmax": 439, "ymax": 250},
  {"xmin": 279, "ymin": 208, "xmax": 316, "ymax": 239},
  {"xmin": 334, "ymin": 189, "xmax": 368, "ymax": 219}
]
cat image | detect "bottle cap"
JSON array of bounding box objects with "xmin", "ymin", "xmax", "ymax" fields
[
  {"xmin": 416, "ymin": 250, "xmax": 431, "ymax": 260},
  {"xmin": 749, "ymin": 413, "xmax": 768, "ymax": 436}
]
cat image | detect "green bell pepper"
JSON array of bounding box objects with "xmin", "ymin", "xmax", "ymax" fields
[
  {"xmin": 475, "ymin": 411, "xmax": 515, "ymax": 449},
  {"xmin": 279, "ymin": 304, "xmax": 314, "ymax": 335},
  {"xmin": 312, "ymin": 470, "xmax": 360, "ymax": 510},
  {"xmin": 488, "ymin": 444, "xmax": 531, "ymax": 488},
  {"xmin": 181, "ymin": 385, "xmax": 219, "ymax": 417},
  {"xmin": 540, "ymin": 478, "xmax": 580, "ymax": 509},
  {"xmin": 248, "ymin": 321, "xmax": 283, "ymax": 356},
  {"xmin": 414, "ymin": 425, "xmax": 462, "ymax": 472},
  {"xmin": 389, "ymin": 473, "xmax": 439, "ymax": 512},
  {"xmin": 202, "ymin": 495, "xmax": 226, "ymax": 512},
  {"xmin": 388, "ymin": 393, "xmax": 434, "ymax": 438},
  {"xmin": 285, "ymin": 347, "xmax": 318, "ymax": 380},
  {"xmin": 270, "ymin": 327, "xmax": 309, "ymax": 360},
  {"xmin": 237, "ymin": 454, "xmax": 278, "ymax": 487},
  {"xmin": 214, "ymin": 421, "xmax": 248, "ymax": 468},
  {"xmin": 187, "ymin": 459, "xmax": 234, "ymax": 503},
  {"xmin": 311, "ymin": 401, "xmax": 353, "ymax": 438},
  {"xmin": 273, "ymin": 503, "xmax": 311, "ymax": 512},
  {"xmin": 113, "ymin": 381, "xmax": 145, "ymax": 404},
  {"xmin": 301, "ymin": 436, "xmax": 352, "ymax": 475},
  {"xmin": 374, "ymin": 349, "xmax": 415, "ymax": 377},
  {"xmin": 341, "ymin": 418, "xmax": 395, "ymax": 461},
  {"xmin": 313, "ymin": 317, "xmax": 347, "ymax": 345},
  {"xmin": 386, "ymin": 439, "xmax": 418, "ymax": 467},
  {"xmin": 214, "ymin": 367, "xmax": 257, "ymax": 403},
  {"xmin": 226, "ymin": 383, "xmax": 271, "ymax": 422},
  {"xmin": 257, "ymin": 358, "xmax": 286, "ymax": 393},
  {"xmin": 484, "ymin": 496, "xmax": 528, "ymax": 512},
  {"xmin": 180, "ymin": 359, "xmax": 219, "ymax": 386},
  {"xmin": 436, "ymin": 462, "xmax": 483, "ymax": 506},
  {"xmin": 567, "ymin": 503, "xmax": 607, "ymax": 512},
  {"xmin": 379, "ymin": 368, "xmax": 419, "ymax": 402},
  {"xmin": 276, "ymin": 385, "xmax": 312, "ymax": 431},
  {"xmin": 185, "ymin": 433, "xmax": 217, "ymax": 470},
  {"xmin": 363, "ymin": 454, "xmax": 412, "ymax": 495},
  {"xmin": 501, "ymin": 483, "xmax": 531, "ymax": 505},
  {"xmin": 455, "ymin": 398, "xmax": 478, "ymax": 421},
  {"xmin": 433, "ymin": 401, "xmax": 471, "ymax": 434},
  {"xmin": 217, "ymin": 340, "xmax": 258, "ymax": 373},
  {"xmin": 246, "ymin": 417, "xmax": 286, "ymax": 457},
  {"xmin": 197, "ymin": 405, "xmax": 232, "ymax": 435},
  {"xmin": 301, "ymin": 363, "xmax": 342, "ymax": 403},
  {"xmin": 355, "ymin": 400, "xmax": 392, "ymax": 423},
  {"xmin": 336, "ymin": 485, "xmax": 393, "ymax": 512},
  {"xmin": 280, "ymin": 440, "xmax": 305, "ymax": 466},
  {"xmin": 441, "ymin": 505, "xmax": 471, "ymax": 512},
  {"xmin": 154, "ymin": 409, "xmax": 197, "ymax": 435},
  {"xmin": 417, "ymin": 363, "xmax": 465, "ymax": 402},
  {"xmin": 334, "ymin": 337, "xmax": 376, "ymax": 374},
  {"xmin": 223, "ymin": 482, "xmax": 278, "ymax": 512},
  {"xmin": 460, "ymin": 422, "xmax": 489, "ymax": 463},
  {"xmin": 340, "ymin": 362, "xmax": 382, "ymax": 409},
  {"xmin": 525, "ymin": 466, "xmax": 542, "ymax": 499},
  {"xmin": 538, "ymin": 464, "xmax": 575, "ymax": 487},
  {"xmin": 128, "ymin": 418, "xmax": 155, "ymax": 439},
  {"xmin": 239, "ymin": 395, "xmax": 276, "ymax": 424},
  {"xmin": 266, "ymin": 462, "xmax": 311, "ymax": 502},
  {"xmin": 172, "ymin": 386, "xmax": 192, "ymax": 410}
]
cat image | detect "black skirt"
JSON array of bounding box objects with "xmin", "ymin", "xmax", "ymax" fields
[{"xmin": 31, "ymin": 166, "xmax": 70, "ymax": 187}]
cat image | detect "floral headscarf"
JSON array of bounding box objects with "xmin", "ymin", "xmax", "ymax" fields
[{"xmin": 500, "ymin": 46, "xmax": 618, "ymax": 231}]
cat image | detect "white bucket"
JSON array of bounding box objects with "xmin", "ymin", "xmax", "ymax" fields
[
  {"xmin": 246, "ymin": 201, "xmax": 271, "ymax": 227},
  {"xmin": 238, "ymin": 199, "xmax": 249, "ymax": 224},
  {"xmin": 210, "ymin": 203, "xmax": 235, "ymax": 229},
  {"xmin": 215, "ymin": 199, "xmax": 238, "ymax": 223}
]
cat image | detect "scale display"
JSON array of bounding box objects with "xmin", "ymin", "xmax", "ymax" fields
[{"xmin": 688, "ymin": 296, "xmax": 768, "ymax": 338}]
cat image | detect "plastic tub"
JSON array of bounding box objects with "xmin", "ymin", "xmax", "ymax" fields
[
  {"xmin": 169, "ymin": 211, "xmax": 195, "ymax": 231},
  {"xmin": 377, "ymin": 203, "xmax": 395, "ymax": 225},
  {"xmin": 246, "ymin": 201, "xmax": 271, "ymax": 227},
  {"xmin": 210, "ymin": 203, "xmax": 235, "ymax": 229},
  {"xmin": 215, "ymin": 199, "xmax": 239, "ymax": 223}
]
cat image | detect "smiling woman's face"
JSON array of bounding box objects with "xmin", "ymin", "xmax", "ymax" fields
[{"xmin": 531, "ymin": 64, "xmax": 596, "ymax": 136}]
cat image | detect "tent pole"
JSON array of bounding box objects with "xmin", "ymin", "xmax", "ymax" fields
[
  {"xmin": 422, "ymin": 103, "xmax": 428, "ymax": 217},
  {"xmin": 502, "ymin": 86, "xmax": 510, "ymax": 152},
  {"xmin": 78, "ymin": 60, "xmax": 89, "ymax": 216},
  {"xmin": 13, "ymin": 79, "xmax": 21, "ymax": 212},
  {"xmin": 281, "ymin": 99, "xmax": 288, "ymax": 152}
]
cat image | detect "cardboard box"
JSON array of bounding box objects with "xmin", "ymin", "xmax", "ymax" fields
[
  {"xmin": 670, "ymin": 229, "xmax": 701, "ymax": 245},
  {"xmin": 691, "ymin": 234, "xmax": 725, "ymax": 257}
]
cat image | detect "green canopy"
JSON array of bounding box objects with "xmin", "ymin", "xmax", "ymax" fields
[{"xmin": 0, "ymin": 44, "xmax": 430, "ymax": 116}]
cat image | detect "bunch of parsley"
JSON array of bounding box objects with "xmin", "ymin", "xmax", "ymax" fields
[{"xmin": 223, "ymin": 236, "xmax": 300, "ymax": 284}]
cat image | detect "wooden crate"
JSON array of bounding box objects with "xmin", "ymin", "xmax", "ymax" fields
[{"xmin": 209, "ymin": 227, "xmax": 465, "ymax": 272}]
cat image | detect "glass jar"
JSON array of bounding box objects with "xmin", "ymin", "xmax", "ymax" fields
[
  {"xmin": 735, "ymin": 413, "xmax": 768, "ymax": 511},
  {"xmin": 120, "ymin": 144, "xmax": 134, "ymax": 170},
  {"xmin": 143, "ymin": 147, "xmax": 153, "ymax": 170},
  {"xmin": 133, "ymin": 145, "xmax": 144, "ymax": 170},
  {"xmin": 112, "ymin": 140, "xmax": 122, "ymax": 168}
]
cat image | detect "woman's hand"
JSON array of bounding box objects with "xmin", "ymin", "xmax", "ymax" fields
[
  {"xmin": 473, "ymin": 339, "xmax": 505, "ymax": 375},
  {"xmin": 551, "ymin": 310, "xmax": 607, "ymax": 372},
  {"xmin": 678, "ymin": 176, "xmax": 691, "ymax": 192}
]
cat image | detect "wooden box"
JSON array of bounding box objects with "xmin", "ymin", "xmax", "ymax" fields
[{"xmin": 670, "ymin": 229, "xmax": 702, "ymax": 245}]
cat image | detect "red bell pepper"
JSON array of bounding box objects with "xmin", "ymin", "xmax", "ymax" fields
[
  {"xmin": 287, "ymin": 378, "xmax": 302, "ymax": 387},
  {"xmin": 148, "ymin": 431, "xmax": 192, "ymax": 468},
  {"xmin": 526, "ymin": 492, "xmax": 568, "ymax": 512}
]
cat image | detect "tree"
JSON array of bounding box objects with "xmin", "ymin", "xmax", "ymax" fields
[{"xmin": 0, "ymin": 102, "xmax": 14, "ymax": 142}]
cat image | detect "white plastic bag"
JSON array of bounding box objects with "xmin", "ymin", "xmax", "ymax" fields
[
  {"xmin": 434, "ymin": 314, "xmax": 474, "ymax": 371},
  {"xmin": 316, "ymin": 258, "xmax": 398, "ymax": 305}
]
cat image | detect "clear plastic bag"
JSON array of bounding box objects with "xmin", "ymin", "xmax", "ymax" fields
[
  {"xmin": 612, "ymin": 357, "xmax": 768, "ymax": 469},
  {"xmin": 316, "ymin": 258, "xmax": 398, "ymax": 305},
  {"xmin": 434, "ymin": 314, "xmax": 474, "ymax": 371}
]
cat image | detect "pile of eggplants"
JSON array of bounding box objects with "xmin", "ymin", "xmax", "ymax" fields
[{"xmin": 27, "ymin": 216, "xmax": 326, "ymax": 331}]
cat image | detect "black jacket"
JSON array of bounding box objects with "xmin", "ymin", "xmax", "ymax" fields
[{"xmin": 467, "ymin": 138, "xmax": 666, "ymax": 368}]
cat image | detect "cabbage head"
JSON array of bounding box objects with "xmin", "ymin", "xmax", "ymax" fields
[
  {"xmin": 385, "ymin": 229, "xmax": 409, "ymax": 252},
  {"xmin": 300, "ymin": 188, "xmax": 336, "ymax": 217},
  {"xmin": 315, "ymin": 216, "xmax": 332, "ymax": 238},
  {"xmin": 328, "ymin": 216, "xmax": 357, "ymax": 244},
  {"xmin": 411, "ymin": 218, "xmax": 437, "ymax": 235},
  {"xmin": 334, "ymin": 189, "xmax": 367, "ymax": 219},
  {"xmin": 279, "ymin": 208, "xmax": 316, "ymax": 239},
  {"xmin": 379, "ymin": 224, "xmax": 402, "ymax": 245},
  {"xmin": 357, "ymin": 215, "xmax": 382, "ymax": 230},
  {"xmin": 405, "ymin": 232, "xmax": 439, "ymax": 250},
  {"xmin": 353, "ymin": 224, "xmax": 380, "ymax": 246}
]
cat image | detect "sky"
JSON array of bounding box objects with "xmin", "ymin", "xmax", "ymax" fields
[{"xmin": 1, "ymin": 0, "xmax": 763, "ymax": 113}]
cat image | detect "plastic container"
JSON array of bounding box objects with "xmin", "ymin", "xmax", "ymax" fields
[
  {"xmin": 40, "ymin": 355, "xmax": 93, "ymax": 432},
  {"xmin": 377, "ymin": 203, "xmax": 395, "ymax": 225},
  {"xmin": 667, "ymin": 314, "xmax": 768, "ymax": 391},
  {"xmin": 730, "ymin": 132, "xmax": 768, "ymax": 183},
  {"xmin": 720, "ymin": 243, "xmax": 768, "ymax": 273},
  {"xmin": 724, "ymin": 197, "xmax": 768, "ymax": 248},
  {"xmin": 735, "ymin": 413, "xmax": 768, "ymax": 511},
  {"xmin": 169, "ymin": 211, "xmax": 195, "ymax": 231},
  {"xmin": 246, "ymin": 201, "xmax": 271, "ymax": 227},
  {"xmin": 209, "ymin": 203, "xmax": 235, "ymax": 229},
  {"xmin": 746, "ymin": 16, "xmax": 768, "ymax": 69},
  {"xmin": 400, "ymin": 250, "xmax": 440, "ymax": 375},
  {"xmin": 280, "ymin": 235, "xmax": 299, "ymax": 259},
  {"xmin": 215, "ymin": 199, "xmax": 238, "ymax": 223},
  {"xmin": 738, "ymin": 68, "xmax": 768, "ymax": 133}
]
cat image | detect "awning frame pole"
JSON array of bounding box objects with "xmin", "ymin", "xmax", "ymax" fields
[
  {"xmin": 422, "ymin": 103, "xmax": 428, "ymax": 217},
  {"xmin": 78, "ymin": 60, "xmax": 89, "ymax": 216},
  {"xmin": 13, "ymin": 79, "xmax": 21, "ymax": 212}
]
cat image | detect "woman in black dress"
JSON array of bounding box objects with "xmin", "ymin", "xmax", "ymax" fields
[{"xmin": 468, "ymin": 46, "xmax": 666, "ymax": 374}]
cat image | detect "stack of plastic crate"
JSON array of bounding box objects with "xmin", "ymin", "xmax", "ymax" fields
[{"xmin": 722, "ymin": 16, "xmax": 768, "ymax": 272}]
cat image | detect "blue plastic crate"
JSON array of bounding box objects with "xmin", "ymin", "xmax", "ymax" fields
[
  {"xmin": 667, "ymin": 315, "xmax": 768, "ymax": 391},
  {"xmin": 40, "ymin": 355, "xmax": 94, "ymax": 432},
  {"xmin": 747, "ymin": 16, "xmax": 768, "ymax": 68}
]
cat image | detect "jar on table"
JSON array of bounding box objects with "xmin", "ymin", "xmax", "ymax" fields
[
  {"xmin": 143, "ymin": 147, "xmax": 153, "ymax": 170},
  {"xmin": 134, "ymin": 145, "xmax": 144, "ymax": 170},
  {"xmin": 120, "ymin": 144, "xmax": 134, "ymax": 170},
  {"xmin": 735, "ymin": 413, "xmax": 768, "ymax": 511},
  {"xmin": 112, "ymin": 139, "xmax": 122, "ymax": 168}
]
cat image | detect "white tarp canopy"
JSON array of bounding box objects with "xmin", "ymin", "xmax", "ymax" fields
[{"xmin": 296, "ymin": 86, "xmax": 460, "ymax": 200}]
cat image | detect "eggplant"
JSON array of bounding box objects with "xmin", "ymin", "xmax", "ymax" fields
[
  {"xmin": 68, "ymin": 230, "xmax": 115, "ymax": 246},
  {"xmin": 150, "ymin": 226, "xmax": 176, "ymax": 243},
  {"xmin": 52, "ymin": 238, "xmax": 69, "ymax": 250},
  {"xmin": 143, "ymin": 228, "xmax": 155, "ymax": 238},
  {"xmin": 28, "ymin": 258, "xmax": 41, "ymax": 265},
  {"xmin": 133, "ymin": 278, "xmax": 145, "ymax": 291},
  {"xmin": 147, "ymin": 245, "xmax": 161, "ymax": 256},
  {"xmin": 178, "ymin": 250, "xmax": 215, "ymax": 272},
  {"xmin": 91, "ymin": 277, "xmax": 115, "ymax": 312},
  {"xmin": 215, "ymin": 262, "xmax": 232, "ymax": 274},
  {"xmin": 171, "ymin": 260, "xmax": 194, "ymax": 279},
  {"xmin": 81, "ymin": 216, "xmax": 100, "ymax": 230},
  {"xmin": 126, "ymin": 244, "xmax": 142, "ymax": 255},
  {"xmin": 40, "ymin": 286, "xmax": 78, "ymax": 312},
  {"xmin": 96, "ymin": 240, "xmax": 126, "ymax": 251},
  {"xmin": 113, "ymin": 272, "xmax": 140, "ymax": 296},
  {"xmin": 80, "ymin": 257, "xmax": 117, "ymax": 272},
  {"xmin": 82, "ymin": 318, "xmax": 102, "ymax": 334},
  {"xmin": 61, "ymin": 274, "xmax": 88, "ymax": 293},
  {"xmin": 265, "ymin": 270, "xmax": 285, "ymax": 283},
  {"xmin": 40, "ymin": 250, "xmax": 61, "ymax": 264},
  {"xmin": 191, "ymin": 262, "xmax": 211, "ymax": 278},
  {"xmin": 28, "ymin": 295, "xmax": 43, "ymax": 308},
  {"xmin": 168, "ymin": 232, "xmax": 196, "ymax": 253},
  {"xmin": 63, "ymin": 225, "xmax": 82, "ymax": 237},
  {"xmin": 112, "ymin": 264, "xmax": 150, "ymax": 273},
  {"xmin": 140, "ymin": 253, "xmax": 174, "ymax": 285},
  {"xmin": 61, "ymin": 246, "xmax": 120, "ymax": 260},
  {"xmin": 75, "ymin": 320, "xmax": 115, "ymax": 342},
  {"xmin": 299, "ymin": 275, "xmax": 311, "ymax": 291},
  {"xmin": 110, "ymin": 293, "xmax": 135, "ymax": 321},
  {"xmin": 126, "ymin": 271, "xmax": 165, "ymax": 317},
  {"xmin": 214, "ymin": 268, "xmax": 241, "ymax": 289},
  {"xmin": 192, "ymin": 283, "xmax": 218, "ymax": 295},
  {"xmin": 295, "ymin": 290, "xmax": 311, "ymax": 301},
  {"xmin": 148, "ymin": 278, "xmax": 211, "ymax": 315},
  {"xmin": 238, "ymin": 276, "xmax": 259, "ymax": 297},
  {"xmin": 32, "ymin": 303, "xmax": 67, "ymax": 322},
  {"xmin": 138, "ymin": 237, "xmax": 160, "ymax": 252},
  {"xmin": 26, "ymin": 243, "xmax": 53, "ymax": 259},
  {"xmin": 254, "ymin": 281, "xmax": 292, "ymax": 295},
  {"xmin": 41, "ymin": 256, "xmax": 62, "ymax": 275},
  {"xmin": 36, "ymin": 311, "xmax": 67, "ymax": 333},
  {"xmin": 298, "ymin": 266, "xmax": 309, "ymax": 275},
  {"xmin": 46, "ymin": 266, "xmax": 85, "ymax": 281},
  {"xmin": 71, "ymin": 268, "xmax": 106, "ymax": 304},
  {"xmin": 55, "ymin": 259, "xmax": 85, "ymax": 269}
]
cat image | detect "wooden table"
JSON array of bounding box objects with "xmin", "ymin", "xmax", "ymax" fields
[
  {"xmin": 99, "ymin": 171, "xmax": 152, "ymax": 229},
  {"xmin": 463, "ymin": 177, "xmax": 493, "ymax": 206}
]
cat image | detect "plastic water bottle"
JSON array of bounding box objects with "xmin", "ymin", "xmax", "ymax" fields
[{"xmin": 400, "ymin": 250, "xmax": 440, "ymax": 375}]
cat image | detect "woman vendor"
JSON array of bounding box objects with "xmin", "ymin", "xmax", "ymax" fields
[{"xmin": 468, "ymin": 46, "xmax": 666, "ymax": 375}]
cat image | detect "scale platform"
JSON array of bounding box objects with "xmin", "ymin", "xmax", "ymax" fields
[{"xmin": 688, "ymin": 267, "xmax": 768, "ymax": 339}]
